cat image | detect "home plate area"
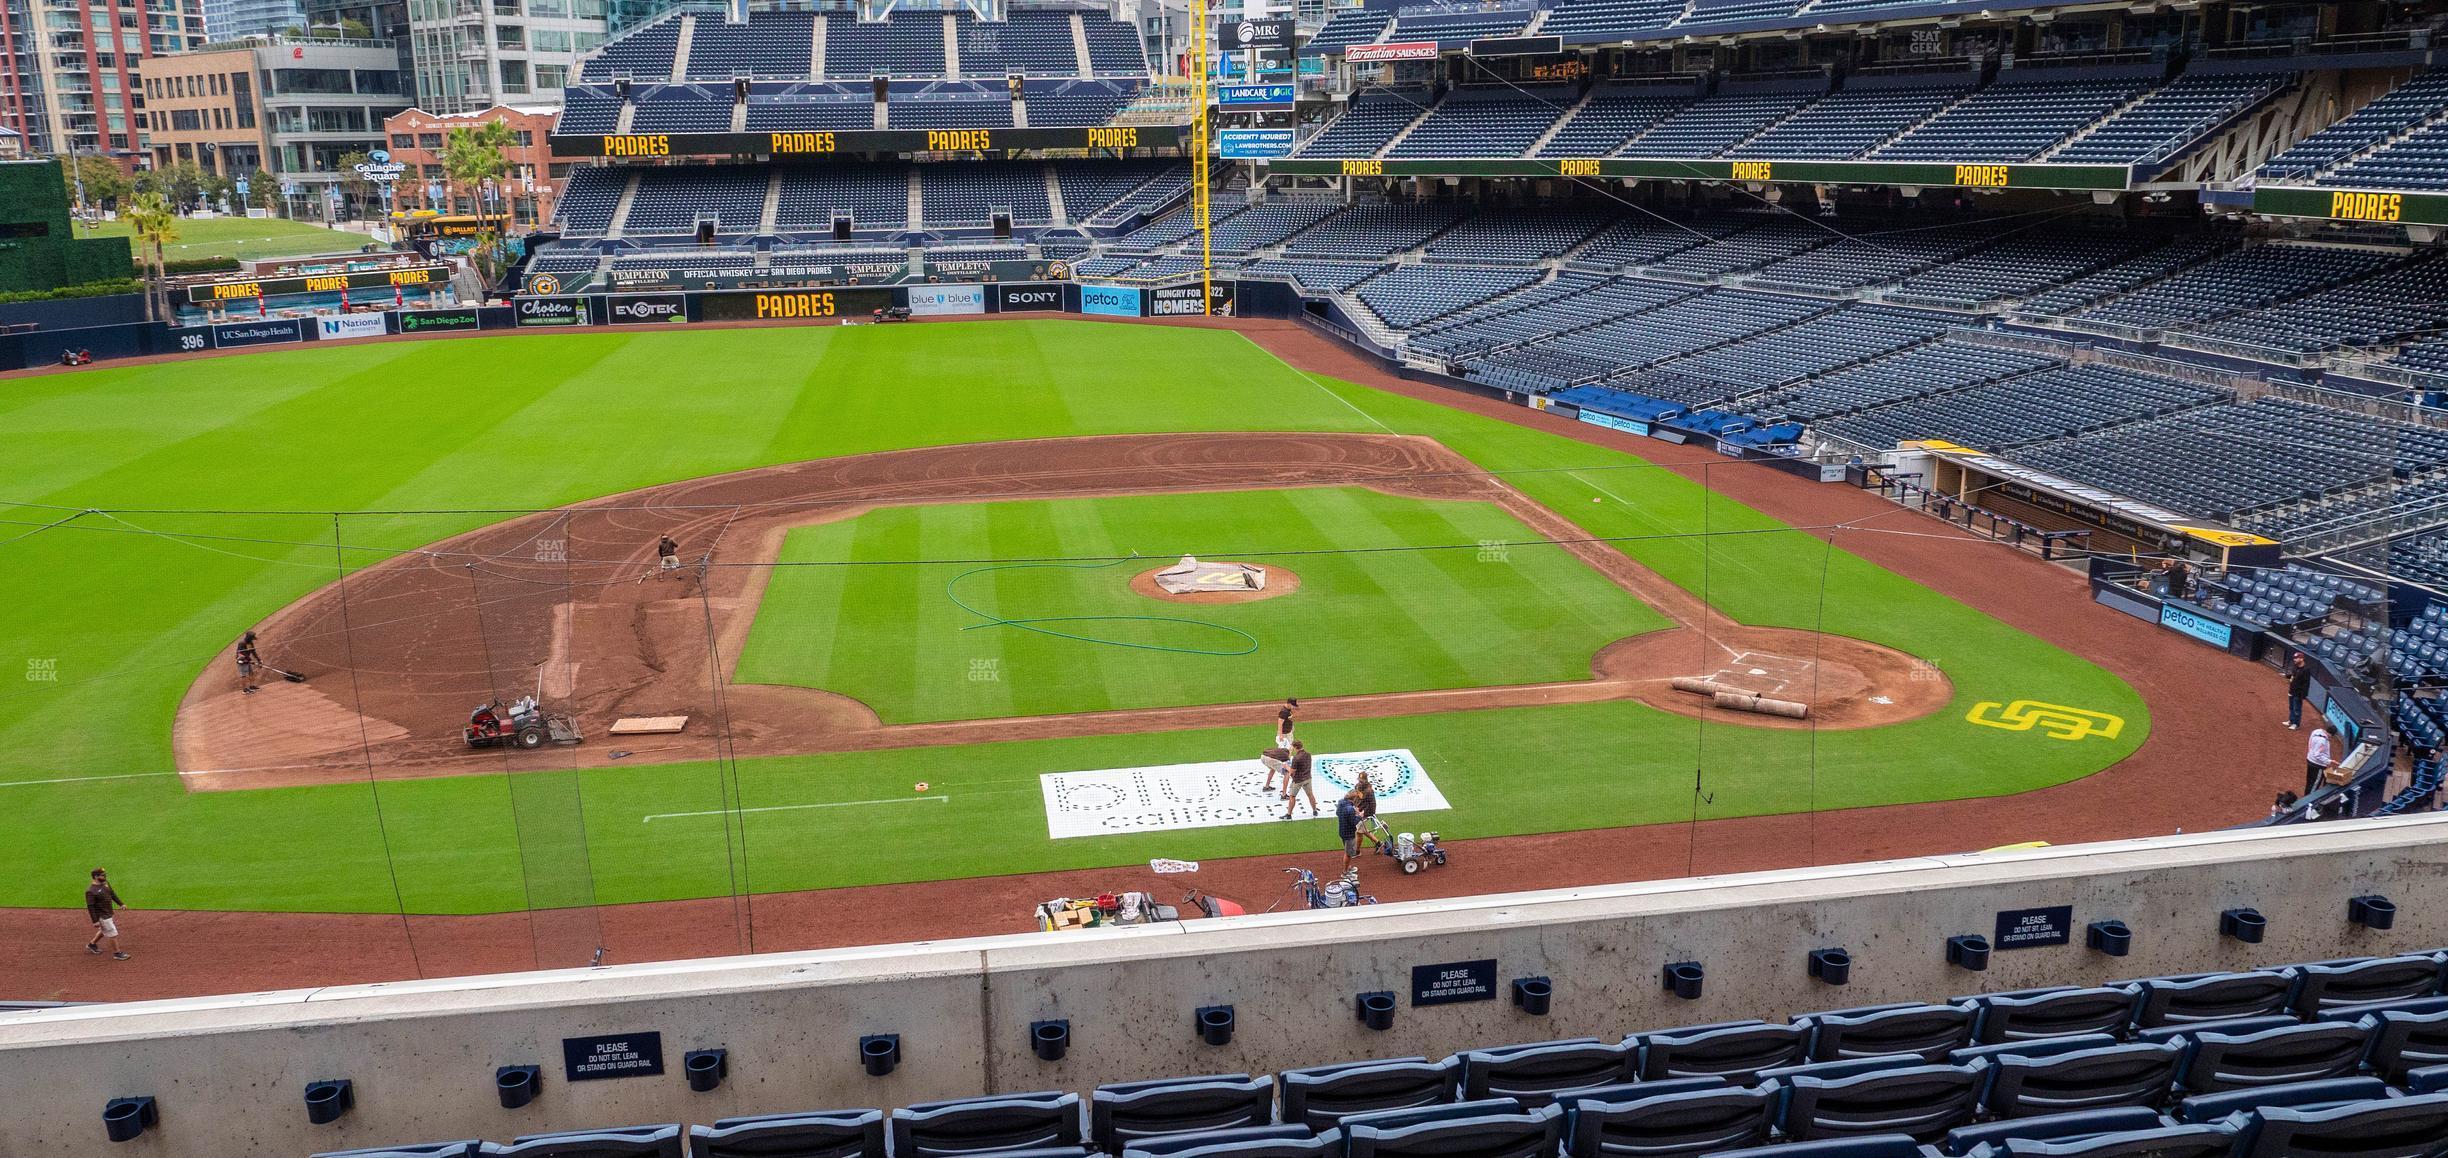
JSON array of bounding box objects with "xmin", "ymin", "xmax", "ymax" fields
[
  {"xmin": 1039, "ymin": 749, "xmax": 1449, "ymax": 839},
  {"xmin": 1704, "ymin": 650, "xmax": 1818, "ymax": 697}
]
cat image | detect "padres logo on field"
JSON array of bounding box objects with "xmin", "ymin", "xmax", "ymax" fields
[{"xmin": 1966, "ymin": 700, "xmax": 2125, "ymax": 742}]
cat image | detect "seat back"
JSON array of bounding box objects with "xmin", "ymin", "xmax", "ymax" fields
[
  {"xmin": 312, "ymin": 1145, "xmax": 482, "ymax": 1158},
  {"xmin": 1939, "ymin": 1106, "xmax": 2164, "ymax": 1156},
  {"xmin": 690, "ymin": 1109, "xmax": 885, "ymax": 1158},
  {"xmin": 1279, "ymin": 1058, "xmax": 1458, "ymax": 1131},
  {"xmin": 1776, "ymin": 1063, "xmax": 1982, "ymax": 1143},
  {"xmin": 1636, "ymin": 1021, "xmax": 1809, "ymax": 1082},
  {"xmin": 891, "ymin": 1093, "xmax": 1083, "ymax": 1157},
  {"xmin": 479, "ymin": 1124, "xmax": 685, "ymax": 1157},
  {"xmin": 1457, "ymin": 1040, "xmax": 1639, "ymax": 1105},
  {"xmin": 1970, "ymin": 1122, "xmax": 2239, "ymax": 1156},
  {"xmin": 2175, "ymin": 1020, "xmax": 2373, "ymax": 1093},
  {"xmin": 2237, "ymin": 1091, "xmax": 2448, "ymax": 1158},
  {"xmin": 2130, "ymin": 972, "xmax": 2296, "ymax": 1028},
  {"xmin": 2291, "ymin": 954, "xmax": 2446, "ymax": 1014},
  {"xmin": 2170, "ymin": 1075, "xmax": 2391, "ymax": 1124},
  {"xmin": 1122, "ymin": 1126, "xmax": 1330, "ymax": 1158},
  {"xmin": 1804, "ymin": 1004, "xmax": 1977, "ymax": 1062},
  {"xmin": 1977, "ymin": 1041, "xmax": 2182, "ymax": 1119},
  {"xmin": 1343, "ymin": 1101, "xmax": 1561, "ymax": 1158},
  {"xmin": 1091, "ymin": 1075, "xmax": 1272, "ymax": 1151},
  {"xmin": 1971, "ymin": 989, "xmax": 2137, "ymax": 1044},
  {"xmin": 1718, "ymin": 1136, "xmax": 1925, "ymax": 1158},
  {"xmin": 2366, "ymin": 1005, "xmax": 2448, "ymax": 1081},
  {"xmin": 1560, "ymin": 1084, "xmax": 1773, "ymax": 1158}
]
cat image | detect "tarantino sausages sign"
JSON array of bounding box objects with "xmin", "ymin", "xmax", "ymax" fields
[{"xmin": 186, "ymin": 263, "xmax": 449, "ymax": 305}]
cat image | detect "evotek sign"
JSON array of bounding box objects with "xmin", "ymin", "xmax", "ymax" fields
[
  {"xmin": 1343, "ymin": 40, "xmax": 1438, "ymax": 61},
  {"xmin": 607, "ymin": 293, "xmax": 686, "ymax": 324},
  {"xmin": 995, "ymin": 284, "xmax": 1064, "ymax": 312},
  {"xmin": 1219, "ymin": 17, "xmax": 1294, "ymax": 49},
  {"xmin": 514, "ymin": 296, "xmax": 587, "ymax": 327}
]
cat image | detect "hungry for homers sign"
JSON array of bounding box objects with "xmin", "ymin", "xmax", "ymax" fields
[{"xmin": 1039, "ymin": 749, "xmax": 1447, "ymax": 839}]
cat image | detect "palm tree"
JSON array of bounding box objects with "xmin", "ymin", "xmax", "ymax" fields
[
  {"xmin": 441, "ymin": 121, "xmax": 522, "ymax": 284},
  {"xmin": 123, "ymin": 192, "xmax": 178, "ymax": 324}
]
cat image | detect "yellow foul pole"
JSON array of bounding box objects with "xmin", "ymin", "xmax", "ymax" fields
[{"xmin": 1190, "ymin": 0, "xmax": 1212, "ymax": 315}]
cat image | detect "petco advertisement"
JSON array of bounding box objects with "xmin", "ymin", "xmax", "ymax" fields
[
  {"xmin": 1039, "ymin": 749, "xmax": 1447, "ymax": 838},
  {"xmin": 907, "ymin": 284, "xmax": 986, "ymax": 316},
  {"xmin": 1080, "ymin": 285, "xmax": 1144, "ymax": 317},
  {"xmin": 607, "ymin": 293, "xmax": 687, "ymax": 325},
  {"xmin": 315, "ymin": 312, "xmax": 388, "ymax": 341},
  {"xmin": 995, "ymin": 283, "xmax": 1064, "ymax": 312}
]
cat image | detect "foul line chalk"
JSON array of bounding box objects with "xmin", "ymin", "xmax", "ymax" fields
[{"xmin": 643, "ymin": 795, "xmax": 951, "ymax": 823}]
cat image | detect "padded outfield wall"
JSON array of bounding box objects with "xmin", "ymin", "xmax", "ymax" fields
[{"xmin": 1, "ymin": 818, "xmax": 2444, "ymax": 1152}]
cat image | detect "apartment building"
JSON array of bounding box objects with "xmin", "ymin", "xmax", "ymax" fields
[{"xmin": 0, "ymin": 0, "xmax": 207, "ymax": 155}]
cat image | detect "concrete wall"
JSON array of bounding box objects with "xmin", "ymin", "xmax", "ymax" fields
[{"xmin": 7, "ymin": 817, "xmax": 2448, "ymax": 1153}]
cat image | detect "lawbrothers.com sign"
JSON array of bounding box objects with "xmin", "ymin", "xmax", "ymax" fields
[
  {"xmin": 1039, "ymin": 749, "xmax": 1447, "ymax": 838},
  {"xmin": 907, "ymin": 284, "xmax": 986, "ymax": 316}
]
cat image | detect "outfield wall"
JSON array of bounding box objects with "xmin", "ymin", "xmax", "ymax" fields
[{"xmin": 4, "ymin": 818, "xmax": 2446, "ymax": 1152}]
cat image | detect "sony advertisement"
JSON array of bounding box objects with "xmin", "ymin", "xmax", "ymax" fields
[{"xmin": 994, "ymin": 284, "xmax": 1065, "ymax": 312}]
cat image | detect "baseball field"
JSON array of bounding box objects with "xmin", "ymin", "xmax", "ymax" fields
[{"xmin": 0, "ymin": 318, "xmax": 2149, "ymax": 935}]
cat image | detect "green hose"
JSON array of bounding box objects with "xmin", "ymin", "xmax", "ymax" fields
[{"xmin": 946, "ymin": 557, "xmax": 1260, "ymax": 656}]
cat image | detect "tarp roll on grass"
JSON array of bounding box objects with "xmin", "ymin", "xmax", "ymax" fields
[{"xmin": 946, "ymin": 558, "xmax": 1260, "ymax": 656}]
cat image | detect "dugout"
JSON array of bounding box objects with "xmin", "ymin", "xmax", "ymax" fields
[{"xmin": 1895, "ymin": 440, "xmax": 2283, "ymax": 572}]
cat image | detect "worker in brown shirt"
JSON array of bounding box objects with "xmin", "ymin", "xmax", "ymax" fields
[{"xmin": 84, "ymin": 868, "xmax": 128, "ymax": 960}]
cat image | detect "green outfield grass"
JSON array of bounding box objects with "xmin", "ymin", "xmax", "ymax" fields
[
  {"xmin": 78, "ymin": 214, "xmax": 369, "ymax": 263},
  {"xmin": 0, "ymin": 320, "xmax": 2148, "ymax": 915},
  {"xmin": 736, "ymin": 488, "xmax": 1671, "ymax": 721}
]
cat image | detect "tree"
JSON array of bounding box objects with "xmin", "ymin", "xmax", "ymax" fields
[
  {"xmin": 335, "ymin": 149, "xmax": 375, "ymax": 214},
  {"xmin": 245, "ymin": 167, "xmax": 278, "ymax": 212},
  {"xmin": 441, "ymin": 120, "xmax": 517, "ymax": 231},
  {"xmin": 61, "ymin": 157, "xmax": 130, "ymax": 213},
  {"xmin": 123, "ymin": 191, "xmax": 178, "ymax": 324},
  {"xmin": 137, "ymin": 161, "xmax": 213, "ymax": 211}
]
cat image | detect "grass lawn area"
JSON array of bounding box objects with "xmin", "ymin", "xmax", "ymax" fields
[
  {"xmin": 0, "ymin": 320, "xmax": 2147, "ymax": 914},
  {"xmin": 77, "ymin": 214, "xmax": 367, "ymax": 263},
  {"xmin": 736, "ymin": 488, "xmax": 1670, "ymax": 722}
]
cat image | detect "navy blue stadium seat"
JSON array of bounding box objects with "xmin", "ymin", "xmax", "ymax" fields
[
  {"xmin": 1090, "ymin": 1075, "xmax": 1272, "ymax": 1151},
  {"xmin": 2291, "ymin": 954, "xmax": 2448, "ymax": 1015},
  {"xmin": 690, "ymin": 1109, "xmax": 886, "ymax": 1158},
  {"xmin": 1454, "ymin": 1038, "xmax": 1639, "ymax": 1104},
  {"xmin": 2134, "ymin": 1016, "xmax": 2296, "ymax": 1046},
  {"xmin": 1963, "ymin": 1122, "xmax": 2240, "ymax": 1157},
  {"xmin": 1974, "ymin": 1041, "xmax": 2183, "ymax": 1119},
  {"xmin": 2130, "ymin": 971, "xmax": 2296, "ymax": 1029},
  {"xmin": 2171, "ymin": 1075, "xmax": 2392, "ymax": 1123},
  {"xmin": 1773, "ymin": 1062, "xmax": 1983, "ymax": 1142},
  {"xmin": 313, "ymin": 1145, "xmax": 482, "ymax": 1158},
  {"xmin": 1340, "ymin": 1100, "xmax": 1562, "ymax": 1158},
  {"xmin": 2235, "ymin": 1092, "xmax": 2448, "ymax": 1157},
  {"xmin": 891, "ymin": 1092, "xmax": 1083, "ymax": 1157},
  {"xmin": 1969, "ymin": 989, "xmax": 2137, "ymax": 1044},
  {"xmin": 1121, "ymin": 1127, "xmax": 1329, "ymax": 1158},
  {"xmin": 2364, "ymin": 1006, "xmax": 2448, "ymax": 1082},
  {"xmin": 1723, "ymin": 1136, "xmax": 1925, "ymax": 1157},
  {"xmin": 1557, "ymin": 1081, "xmax": 1769, "ymax": 1157},
  {"xmin": 1949, "ymin": 1035, "xmax": 2122, "ymax": 1067},
  {"xmin": 2174, "ymin": 1020, "xmax": 2373, "ymax": 1093},
  {"xmin": 1803, "ymin": 1004, "xmax": 1977, "ymax": 1062},
  {"xmin": 1278, "ymin": 1058, "xmax": 1459, "ymax": 1131},
  {"xmin": 477, "ymin": 1124, "xmax": 684, "ymax": 1156},
  {"xmin": 1634, "ymin": 1020, "xmax": 1810, "ymax": 1081},
  {"xmin": 1938, "ymin": 1106, "xmax": 2165, "ymax": 1156}
]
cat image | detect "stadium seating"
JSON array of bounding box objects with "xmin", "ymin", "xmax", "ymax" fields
[
  {"xmin": 1816, "ymin": 364, "xmax": 2225, "ymax": 453},
  {"xmin": 1291, "ymin": 89, "xmax": 1432, "ymax": 159},
  {"xmin": 775, "ymin": 164, "xmax": 910, "ymax": 232},
  {"xmin": 2047, "ymin": 72, "xmax": 2290, "ymax": 166},
  {"xmin": 1871, "ymin": 75, "xmax": 2151, "ymax": 162},
  {"xmin": 920, "ymin": 162, "xmax": 1052, "ymax": 227},
  {"xmin": 2014, "ymin": 397, "xmax": 2448, "ymax": 520},
  {"xmin": 1534, "ymin": 83, "xmax": 1694, "ymax": 157},
  {"xmin": 1621, "ymin": 90, "xmax": 1816, "ymax": 158},
  {"xmin": 318, "ymin": 947, "xmax": 2448, "ymax": 1156},
  {"xmin": 1387, "ymin": 88, "xmax": 1573, "ymax": 159},
  {"xmin": 624, "ymin": 167, "xmax": 766, "ymax": 236},
  {"xmin": 1353, "ymin": 265, "xmax": 1543, "ymax": 330},
  {"xmin": 1729, "ymin": 82, "xmax": 1969, "ymax": 160},
  {"xmin": 2260, "ymin": 69, "xmax": 2448, "ymax": 181}
]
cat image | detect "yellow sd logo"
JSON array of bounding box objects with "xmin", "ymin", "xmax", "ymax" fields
[{"xmin": 1966, "ymin": 700, "xmax": 2126, "ymax": 742}]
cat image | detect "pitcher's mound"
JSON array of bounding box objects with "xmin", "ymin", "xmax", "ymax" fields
[{"xmin": 1131, "ymin": 563, "xmax": 1301, "ymax": 604}]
